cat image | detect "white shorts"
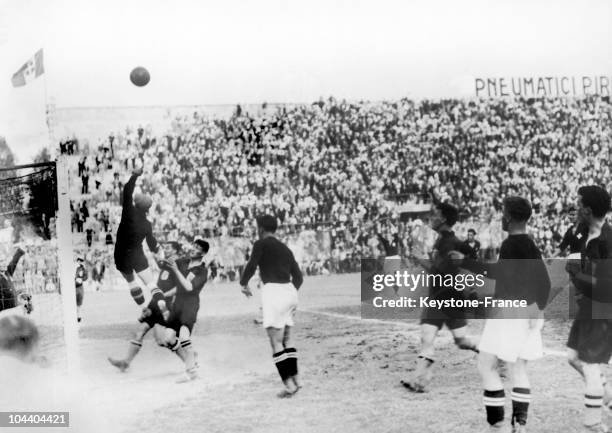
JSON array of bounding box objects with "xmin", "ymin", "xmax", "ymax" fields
[
  {"xmin": 478, "ymin": 318, "xmax": 544, "ymax": 363},
  {"xmin": 261, "ymin": 283, "xmax": 298, "ymax": 329}
]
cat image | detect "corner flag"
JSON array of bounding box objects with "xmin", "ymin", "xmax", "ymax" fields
[{"xmin": 11, "ymin": 49, "xmax": 45, "ymax": 87}]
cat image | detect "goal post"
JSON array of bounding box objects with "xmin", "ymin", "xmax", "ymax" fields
[
  {"xmin": 56, "ymin": 156, "xmax": 80, "ymax": 373},
  {"xmin": 0, "ymin": 159, "xmax": 80, "ymax": 374}
]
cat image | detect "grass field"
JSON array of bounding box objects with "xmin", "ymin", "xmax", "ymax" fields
[{"xmin": 36, "ymin": 265, "xmax": 609, "ymax": 433}]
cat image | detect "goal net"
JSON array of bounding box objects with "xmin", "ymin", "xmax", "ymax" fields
[{"xmin": 0, "ymin": 160, "xmax": 77, "ymax": 372}]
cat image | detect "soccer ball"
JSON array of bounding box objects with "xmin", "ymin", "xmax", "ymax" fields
[{"xmin": 130, "ymin": 67, "xmax": 150, "ymax": 87}]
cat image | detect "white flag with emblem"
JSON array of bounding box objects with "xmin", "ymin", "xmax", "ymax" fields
[{"xmin": 11, "ymin": 49, "xmax": 44, "ymax": 87}]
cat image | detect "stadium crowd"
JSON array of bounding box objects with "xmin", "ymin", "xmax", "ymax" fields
[{"xmin": 64, "ymin": 96, "xmax": 612, "ymax": 277}]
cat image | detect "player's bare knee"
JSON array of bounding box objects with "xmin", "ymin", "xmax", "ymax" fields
[
  {"xmin": 266, "ymin": 327, "xmax": 284, "ymax": 352},
  {"xmin": 567, "ymin": 350, "xmax": 580, "ymax": 367},
  {"xmin": 179, "ymin": 326, "xmax": 191, "ymax": 342},
  {"xmin": 282, "ymin": 329, "xmax": 291, "ymax": 348},
  {"xmin": 477, "ymin": 353, "xmax": 497, "ymax": 373}
]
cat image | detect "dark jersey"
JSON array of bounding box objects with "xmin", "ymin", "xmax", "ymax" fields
[
  {"xmin": 239, "ymin": 236, "xmax": 303, "ymax": 289},
  {"xmin": 157, "ymin": 266, "xmax": 178, "ymax": 297},
  {"xmin": 428, "ymin": 230, "xmax": 472, "ymax": 298},
  {"xmin": 158, "ymin": 256, "xmax": 207, "ymax": 300},
  {"xmin": 463, "ymin": 234, "xmax": 551, "ymax": 310},
  {"xmin": 75, "ymin": 264, "xmax": 87, "ymax": 287},
  {"xmin": 378, "ymin": 234, "xmax": 400, "ymax": 256},
  {"xmin": 572, "ymin": 222, "xmax": 612, "ymax": 310},
  {"xmin": 175, "ymin": 257, "xmax": 207, "ymax": 300},
  {"xmin": 462, "ymin": 239, "xmax": 481, "ymax": 260},
  {"xmin": 559, "ymin": 224, "xmax": 587, "ymax": 255},
  {"xmin": 115, "ymin": 174, "xmax": 158, "ymax": 253}
]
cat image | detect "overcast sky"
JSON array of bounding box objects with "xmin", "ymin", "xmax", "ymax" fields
[{"xmin": 0, "ymin": 0, "xmax": 611, "ymax": 162}]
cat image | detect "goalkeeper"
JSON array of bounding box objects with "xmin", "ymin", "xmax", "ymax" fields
[
  {"xmin": 113, "ymin": 163, "xmax": 167, "ymax": 319},
  {"xmin": 0, "ymin": 247, "xmax": 32, "ymax": 316}
]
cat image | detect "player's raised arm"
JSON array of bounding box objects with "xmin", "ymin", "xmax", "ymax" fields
[
  {"xmin": 121, "ymin": 168, "xmax": 143, "ymax": 209},
  {"xmin": 166, "ymin": 259, "xmax": 207, "ymax": 293}
]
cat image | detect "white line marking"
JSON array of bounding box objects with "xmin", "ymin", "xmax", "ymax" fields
[
  {"xmin": 300, "ymin": 308, "xmax": 419, "ymax": 328},
  {"xmin": 301, "ymin": 309, "xmax": 570, "ymax": 359}
]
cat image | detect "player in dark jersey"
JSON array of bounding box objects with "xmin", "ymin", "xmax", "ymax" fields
[
  {"xmin": 565, "ymin": 186, "xmax": 612, "ymax": 432},
  {"xmin": 401, "ymin": 202, "xmax": 478, "ymax": 393},
  {"xmin": 240, "ymin": 215, "xmax": 303, "ymax": 398},
  {"xmin": 555, "ymin": 207, "xmax": 587, "ymax": 257},
  {"xmin": 0, "ymin": 247, "xmax": 31, "ymax": 315},
  {"xmin": 462, "ymin": 228, "xmax": 481, "ymax": 260},
  {"xmin": 451, "ymin": 196, "xmax": 551, "ymax": 432},
  {"xmin": 108, "ymin": 241, "xmax": 180, "ymax": 372},
  {"xmin": 75, "ymin": 256, "xmax": 87, "ymax": 323},
  {"xmin": 162, "ymin": 237, "xmax": 209, "ymax": 382},
  {"xmin": 113, "ymin": 166, "xmax": 168, "ymax": 320}
]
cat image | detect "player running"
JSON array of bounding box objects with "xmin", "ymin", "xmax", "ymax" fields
[
  {"xmin": 239, "ymin": 215, "xmax": 303, "ymax": 398},
  {"xmin": 450, "ymin": 196, "xmax": 551, "ymax": 432},
  {"xmin": 401, "ymin": 201, "xmax": 479, "ymax": 393},
  {"xmin": 162, "ymin": 237, "xmax": 209, "ymax": 382},
  {"xmin": 564, "ymin": 186, "xmax": 612, "ymax": 433},
  {"xmin": 462, "ymin": 228, "xmax": 481, "ymax": 260},
  {"xmin": 114, "ymin": 165, "xmax": 167, "ymax": 319}
]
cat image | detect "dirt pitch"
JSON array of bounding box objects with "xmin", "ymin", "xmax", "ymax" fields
[{"xmin": 64, "ymin": 268, "xmax": 607, "ymax": 433}]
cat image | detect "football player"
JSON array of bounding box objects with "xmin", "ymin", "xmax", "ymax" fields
[
  {"xmin": 162, "ymin": 237, "xmax": 209, "ymax": 382},
  {"xmin": 451, "ymin": 196, "xmax": 551, "ymax": 432},
  {"xmin": 107, "ymin": 240, "xmax": 181, "ymax": 372},
  {"xmin": 401, "ymin": 201, "xmax": 478, "ymax": 393},
  {"xmin": 113, "ymin": 164, "xmax": 167, "ymax": 320}
]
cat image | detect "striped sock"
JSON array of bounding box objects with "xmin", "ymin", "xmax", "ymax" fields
[
  {"xmin": 584, "ymin": 394, "xmax": 603, "ymax": 427},
  {"xmin": 129, "ymin": 286, "xmax": 145, "ymax": 305},
  {"xmin": 181, "ymin": 339, "xmax": 192, "ymax": 349},
  {"xmin": 150, "ymin": 287, "xmax": 164, "ymax": 302},
  {"xmin": 511, "ymin": 387, "xmax": 531, "ymax": 426},
  {"xmin": 273, "ymin": 350, "xmax": 291, "ymax": 381},
  {"xmin": 285, "ymin": 347, "xmax": 298, "ymax": 377},
  {"xmin": 483, "ymin": 389, "xmax": 505, "ymax": 426}
]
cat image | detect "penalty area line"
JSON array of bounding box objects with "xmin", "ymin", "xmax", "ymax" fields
[
  {"xmin": 299, "ymin": 309, "xmax": 570, "ymax": 359},
  {"xmin": 300, "ymin": 308, "xmax": 419, "ymax": 329}
]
